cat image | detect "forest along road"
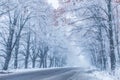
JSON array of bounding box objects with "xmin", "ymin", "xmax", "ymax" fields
[{"xmin": 0, "ymin": 67, "xmax": 98, "ymax": 80}]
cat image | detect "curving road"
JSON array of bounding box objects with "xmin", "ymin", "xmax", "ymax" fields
[{"xmin": 0, "ymin": 67, "xmax": 98, "ymax": 80}]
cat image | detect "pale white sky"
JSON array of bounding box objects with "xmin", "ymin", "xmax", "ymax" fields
[{"xmin": 47, "ymin": 0, "xmax": 59, "ymax": 9}]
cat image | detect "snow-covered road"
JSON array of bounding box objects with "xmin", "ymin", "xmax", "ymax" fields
[{"xmin": 0, "ymin": 67, "xmax": 99, "ymax": 80}]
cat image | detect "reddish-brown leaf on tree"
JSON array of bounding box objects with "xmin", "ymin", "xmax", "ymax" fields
[{"xmin": 115, "ymin": 0, "xmax": 120, "ymax": 3}]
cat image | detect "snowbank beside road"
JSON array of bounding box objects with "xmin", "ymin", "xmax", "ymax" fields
[
  {"xmin": 88, "ymin": 68, "xmax": 120, "ymax": 80},
  {"xmin": 90, "ymin": 71, "xmax": 114, "ymax": 80}
]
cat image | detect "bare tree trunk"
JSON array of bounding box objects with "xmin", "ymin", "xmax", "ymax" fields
[
  {"xmin": 49, "ymin": 57, "xmax": 54, "ymax": 67},
  {"xmin": 107, "ymin": 0, "xmax": 116, "ymax": 70},
  {"xmin": 14, "ymin": 33, "xmax": 20, "ymax": 69},
  {"xmin": 25, "ymin": 31, "xmax": 31, "ymax": 69},
  {"xmin": 39, "ymin": 58, "xmax": 43, "ymax": 68},
  {"xmin": 99, "ymin": 26, "xmax": 107, "ymax": 70},
  {"xmin": 32, "ymin": 59, "xmax": 36, "ymax": 68},
  {"xmin": 3, "ymin": 21, "xmax": 15, "ymax": 70}
]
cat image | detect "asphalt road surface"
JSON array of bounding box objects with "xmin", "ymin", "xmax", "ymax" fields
[{"xmin": 0, "ymin": 67, "xmax": 98, "ymax": 80}]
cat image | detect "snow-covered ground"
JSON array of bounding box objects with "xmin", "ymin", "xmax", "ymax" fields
[
  {"xmin": 0, "ymin": 67, "xmax": 119, "ymax": 80},
  {"xmin": 89, "ymin": 70, "xmax": 115, "ymax": 80},
  {"xmin": 86, "ymin": 66, "xmax": 120, "ymax": 80}
]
